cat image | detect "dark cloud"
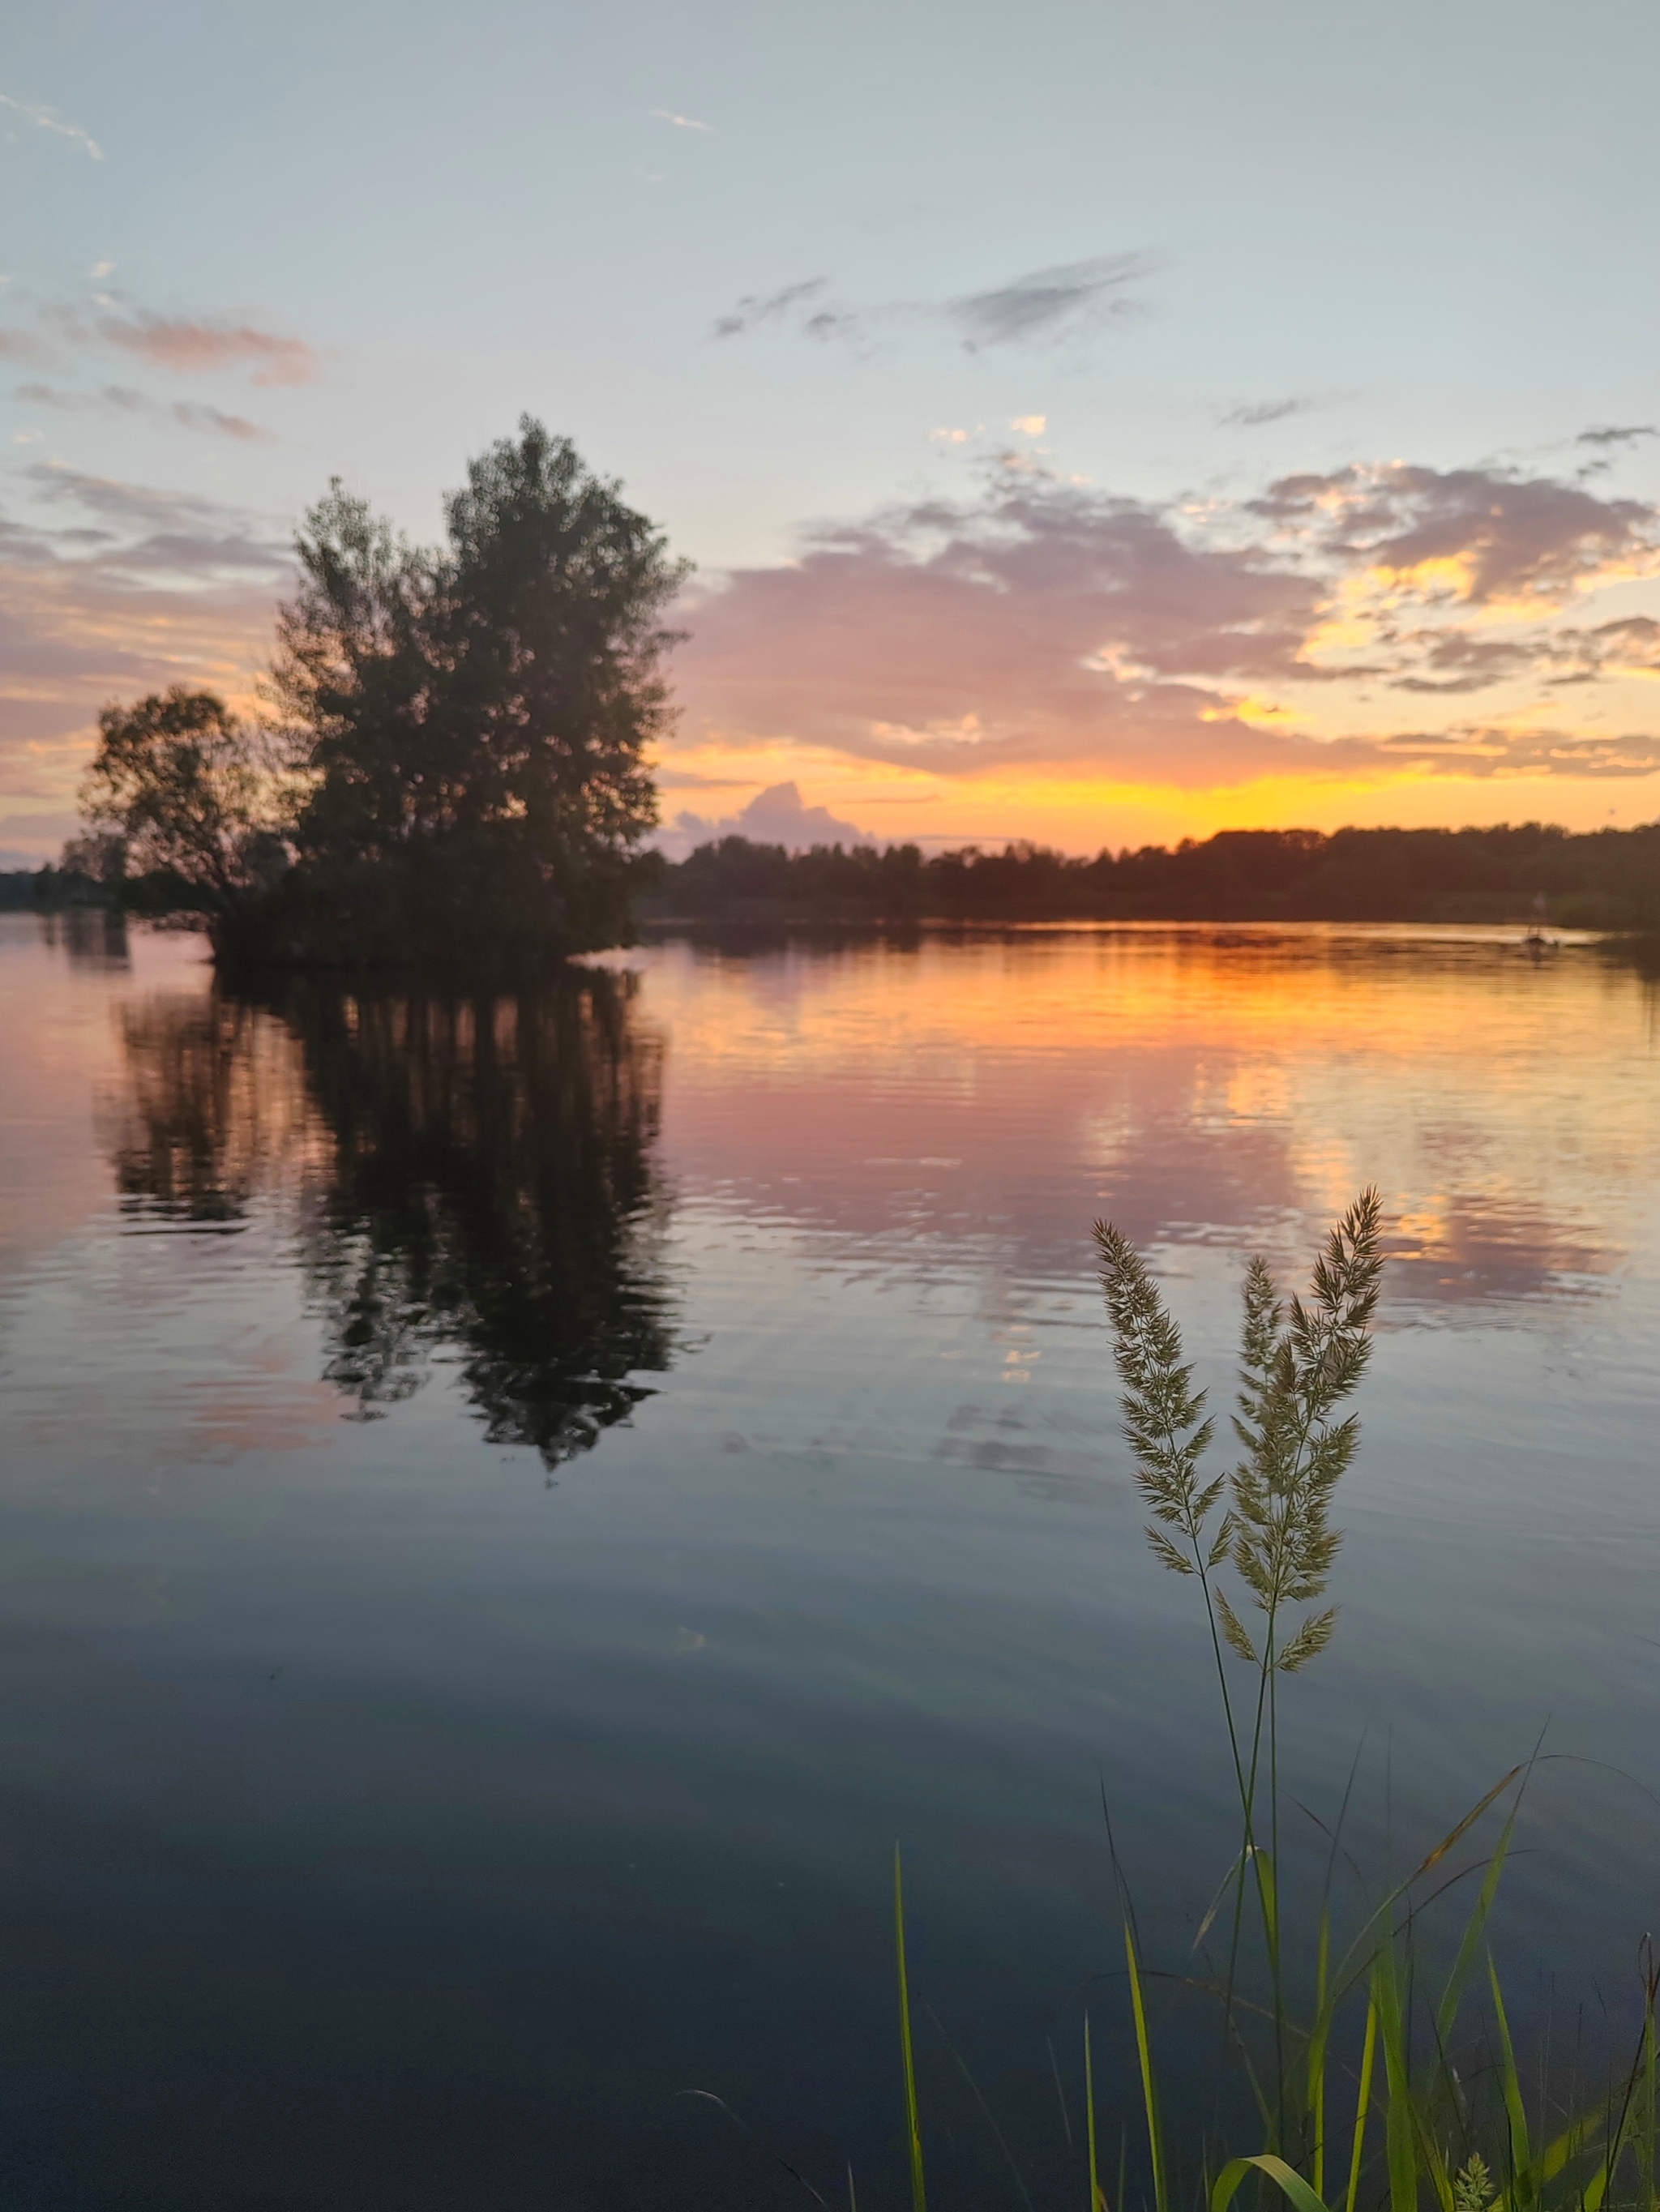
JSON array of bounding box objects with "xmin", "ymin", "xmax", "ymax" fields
[
  {"xmin": 12, "ymin": 382, "xmax": 273, "ymax": 442},
  {"xmin": 1577, "ymin": 424, "xmax": 1657, "ymax": 447},
  {"xmin": 1384, "ymin": 630, "xmax": 1538, "ymax": 694},
  {"xmin": 708, "ymin": 252, "xmax": 1155, "ymax": 353},
  {"xmin": 1370, "ymin": 727, "xmax": 1660, "ymax": 779},
  {"xmin": 1221, "ymin": 397, "xmax": 1318, "ymax": 428},
  {"xmin": 944, "ymin": 252, "xmax": 1153, "ymax": 349},
  {"xmin": 23, "ymin": 464, "xmax": 291, "ymax": 573},
  {"xmin": 710, "ymin": 279, "xmax": 828, "ymax": 340},
  {"xmin": 1252, "ymin": 461, "xmax": 1658, "ymax": 603}
]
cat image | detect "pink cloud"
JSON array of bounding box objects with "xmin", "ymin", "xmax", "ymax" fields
[
  {"xmin": 670, "ymin": 464, "xmax": 1660, "ymax": 790},
  {"xmin": 97, "ymin": 313, "xmax": 319, "ymax": 385}
]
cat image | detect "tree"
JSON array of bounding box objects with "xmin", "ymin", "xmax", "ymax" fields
[
  {"xmin": 272, "ymin": 416, "xmax": 687, "ymax": 961},
  {"xmin": 76, "ymin": 687, "xmax": 289, "ymax": 934},
  {"xmin": 68, "ymin": 420, "xmax": 686, "ymax": 968}
]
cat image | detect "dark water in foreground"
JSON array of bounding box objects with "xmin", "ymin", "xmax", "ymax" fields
[{"xmin": 1, "ymin": 912, "xmax": 1658, "ymax": 2209}]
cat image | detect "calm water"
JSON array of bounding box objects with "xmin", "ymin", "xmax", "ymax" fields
[{"xmin": 1, "ymin": 911, "xmax": 1657, "ymax": 2209}]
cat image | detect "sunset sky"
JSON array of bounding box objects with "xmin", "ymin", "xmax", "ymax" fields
[{"xmin": 4, "ymin": 0, "xmax": 1660, "ymax": 862}]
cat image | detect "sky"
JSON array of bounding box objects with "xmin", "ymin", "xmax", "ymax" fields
[{"xmin": 4, "ymin": 0, "xmax": 1660, "ymax": 862}]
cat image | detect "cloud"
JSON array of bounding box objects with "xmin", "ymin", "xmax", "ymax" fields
[
  {"xmin": 0, "ymin": 328, "xmax": 52, "ymax": 367},
  {"xmin": 1577, "ymin": 424, "xmax": 1657, "ymax": 447},
  {"xmin": 0, "ymin": 91, "xmax": 102, "ymax": 160},
  {"xmin": 709, "ymin": 251, "xmax": 1156, "ymax": 353},
  {"xmin": 2, "ymin": 302, "xmax": 320, "ymax": 387},
  {"xmin": 0, "ymin": 467, "xmax": 292, "ymax": 811},
  {"xmin": 1251, "ymin": 461, "xmax": 1658, "ymax": 605},
  {"xmin": 668, "ymin": 456, "xmax": 1660, "ymax": 794},
  {"xmin": 1371, "ymin": 727, "xmax": 1660, "ymax": 779},
  {"xmin": 653, "ymin": 781, "xmax": 875, "ymax": 860},
  {"xmin": 1222, "ymin": 397, "xmax": 1318, "ymax": 428},
  {"xmin": 711, "ymin": 278, "xmax": 828, "ymax": 340},
  {"xmin": 945, "ymin": 252, "xmax": 1153, "ymax": 350},
  {"xmin": 13, "ymin": 382, "xmax": 274, "ymax": 442},
  {"xmin": 96, "ymin": 313, "xmax": 318, "ymax": 386},
  {"xmin": 651, "ymin": 108, "xmax": 712, "ymax": 130},
  {"xmin": 0, "ymin": 810, "xmax": 80, "ymax": 865}
]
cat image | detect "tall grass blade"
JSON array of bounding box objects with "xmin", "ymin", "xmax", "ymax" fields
[
  {"xmin": 1344, "ymin": 1996, "xmax": 1378, "ymax": 2212},
  {"xmin": 1126, "ymin": 1919, "xmax": 1170, "ymax": 2212},
  {"xmin": 1085, "ymin": 2011, "xmax": 1106, "ymax": 2212},
  {"xmin": 1371, "ymin": 1942, "xmax": 1427, "ymax": 2212},
  {"xmin": 1487, "ymin": 1955, "xmax": 1534, "ymax": 2211},
  {"xmin": 1641, "ymin": 1945, "xmax": 1657, "ymax": 2212},
  {"xmin": 894, "ymin": 1844, "xmax": 927, "ymax": 2212},
  {"xmin": 1435, "ymin": 1786, "xmax": 1522, "ymax": 2051},
  {"xmin": 1311, "ymin": 1902, "xmax": 1331, "ymax": 2201}
]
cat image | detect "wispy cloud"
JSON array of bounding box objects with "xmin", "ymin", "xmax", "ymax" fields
[
  {"xmin": 652, "ymin": 108, "xmax": 712, "ymax": 130},
  {"xmin": 709, "ymin": 251, "xmax": 1156, "ymax": 352},
  {"xmin": 0, "ymin": 468, "xmax": 291, "ymax": 807},
  {"xmin": 1222, "ymin": 396, "xmax": 1319, "ymax": 428},
  {"xmin": 946, "ymin": 252, "xmax": 1153, "ymax": 349},
  {"xmin": 0, "ymin": 91, "xmax": 103, "ymax": 160},
  {"xmin": 0, "ymin": 327, "xmax": 52, "ymax": 367},
  {"xmin": 1577, "ymin": 423, "xmax": 1656, "ymax": 447},
  {"xmin": 14, "ymin": 382, "xmax": 275, "ymax": 442},
  {"xmin": 2, "ymin": 302, "xmax": 320, "ymax": 387},
  {"xmin": 712, "ymin": 278, "xmax": 828, "ymax": 340},
  {"xmin": 96, "ymin": 312, "xmax": 318, "ymax": 386}
]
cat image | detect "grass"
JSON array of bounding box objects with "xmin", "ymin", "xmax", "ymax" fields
[{"xmin": 859, "ymin": 1195, "xmax": 1660, "ymax": 2212}]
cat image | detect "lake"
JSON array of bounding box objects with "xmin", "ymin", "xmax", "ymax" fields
[{"xmin": 1, "ymin": 910, "xmax": 1657, "ymax": 2210}]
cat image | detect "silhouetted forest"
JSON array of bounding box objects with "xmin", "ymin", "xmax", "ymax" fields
[{"xmin": 647, "ymin": 822, "xmax": 1660, "ymax": 928}]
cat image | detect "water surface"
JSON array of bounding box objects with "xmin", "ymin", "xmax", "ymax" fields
[{"xmin": 1, "ymin": 912, "xmax": 1657, "ymax": 2208}]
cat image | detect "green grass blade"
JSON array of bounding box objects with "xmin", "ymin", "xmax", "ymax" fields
[
  {"xmin": 1641, "ymin": 1962, "xmax": 1657, "ymax": 2212},
  {"xmin": 1311, "ymin": 1902, "xmax": 1331, "ymax": 2202},
  {"xmin": 1344, "ymin": 1996, "xmax": 1378, "ymax": 2212},
  {"xmin": 1371, "ymin": 1943, "xmax": 1427, "ymax": 2212},
  {"xmin": 1487, "ymin": 1954, "xmax": 1534, "ymax": 2211},
  {"xmin": 894, "ymin": 1844, "xmax": 927, "ymax": 2212},
  {"xmin": 1086, "ymin": 2011, "xmax": 1106, "ymax": 2212},
  {"xmin": 1434, "ymin": 1793, "xmax": 1521, "ymax": 2052},
  {"xmin": 1212, "ymin": 2153, "xmax": 1332, "ymax": 2212},
  {"xmin": 1126, "ymin": 1919, "xmax": 1170, "ymax": 2212}
]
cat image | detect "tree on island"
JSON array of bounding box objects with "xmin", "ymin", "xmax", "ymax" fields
[{"xmin": 75, "ymin": 418, "xmax": 687, "ymax": 967}]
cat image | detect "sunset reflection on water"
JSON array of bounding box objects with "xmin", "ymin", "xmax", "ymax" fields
[{"xmin": 0, "ymin": 913, "xmax": 1657, "ymax": 2208}]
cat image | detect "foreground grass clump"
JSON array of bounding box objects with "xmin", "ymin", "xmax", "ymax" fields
[{"xmin": 872, "ymin": 1195, "xmax": 1660, "ymax": 2212}]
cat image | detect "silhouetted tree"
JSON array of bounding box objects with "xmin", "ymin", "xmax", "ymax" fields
[
  {"xmin": 76, "ymin": 687, "xmax": 290, "ymax": 930},
  {"xmin": 67, "ymin": 421, "xmax": 685, "ymax": 969},
  {"xmin": 270, "ymin": 416, "xmax": 687, "ymax": 964}
]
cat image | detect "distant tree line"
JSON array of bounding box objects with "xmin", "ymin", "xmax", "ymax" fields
[
  {"xmin": 62, "ymin": 417, "xmax": 685, "ymax": 969},
  {"xmin": 648, "ymin": 823, "xmax": 1660, "ymax": 929}
]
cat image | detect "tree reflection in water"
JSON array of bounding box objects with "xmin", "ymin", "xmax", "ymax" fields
[{"xmin": 107, "ymin": 967, "xmax": 677, "ymax": 1467}]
